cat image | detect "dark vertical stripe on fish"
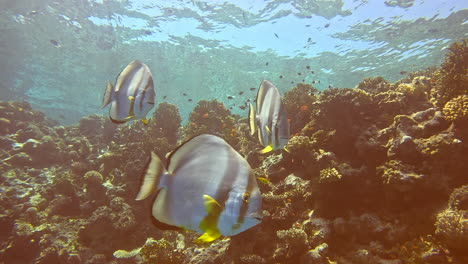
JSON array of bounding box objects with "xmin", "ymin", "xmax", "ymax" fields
[
  {"xmin": 215, "ymin": 143, "xmax": 239, "ymax": 209},
  {"xmin": 235, "ymin": 169, "xmax": 254, "ymax": 228},
  {"xmin": 139, "ymin": 74, "xmax": 153, "ymax": 113},
  {"xmin": 267, "ymin": 97, "xmax": 276, "ymax": 144}
]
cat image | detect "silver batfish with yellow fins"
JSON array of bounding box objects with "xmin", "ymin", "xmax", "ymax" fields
[
  {"xmin": 101, "ymin": 60, "xmax": 155, "ymax": 124},
  {"xmin": 136, "ymin": 134, "xmax": 262, "ymax": 243},
  {"xmin": 249, "ymin": 80, "xmax": 290, "ymax": 153}
]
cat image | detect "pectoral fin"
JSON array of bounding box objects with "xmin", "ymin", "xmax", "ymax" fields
[{"xmin": 195, "ymin": 195, "xmax": 222, "ymax": 243}]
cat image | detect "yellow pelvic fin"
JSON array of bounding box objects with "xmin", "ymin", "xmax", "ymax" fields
[
  {"xmin": 141, "ymin": 118, "xmax": 149, "ymax": 125},
  {"xmin": 123, "ymin": 115, "xmax": 135, "ymax": 121},
  {"xmin": 257, "ymin": 177, "xmax": 271, "ymax": 185},
  {"xmin": 259, "ymin": 144, "xmax": 273, "ymax": 154},
  {"xmin": 195, "ymin": 194, "xmax": 222, "ymax": 243},
  {"xmin": 128, "ymin": 96, "xmax": 135, "ymax": 117},
  {"xmin": 283, "ymin": 146, "xmax": 290, "ymax": 153}
]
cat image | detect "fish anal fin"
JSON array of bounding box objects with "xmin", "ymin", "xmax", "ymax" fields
[
  {"xmin": 259, "ymin": 144, "xmax": 273, "ymax": 154},
  {"xmin": 141, "ymin": 118, "xmax": 149, "ymax": 125},
  {"xmin": 196, "ymin": 195, "xmax": 222, "ymax": 243}
]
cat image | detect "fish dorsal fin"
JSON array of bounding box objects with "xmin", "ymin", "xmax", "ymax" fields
[
  {"xmin": 135, "ymin": 152, "xmax": 166, "ymax": 201},
  {"xmin": 195, "ymin": 194, "xmax": 222, "ymax": 243},
  {"xmin": 101, "ymin": 80, "xmax": 113, "ymax": 109},
  {"xmin": 165, "ymin": 135, "xmax": 205, "ymax": 172},
  {"xmin": 249, "ymin": 103, "xmax": 257, "ymax": 136}
]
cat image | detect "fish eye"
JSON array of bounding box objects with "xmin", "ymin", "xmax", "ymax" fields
[{"xmin": 242, "ymin": 192, "xmax": 250, "ymax": 204}]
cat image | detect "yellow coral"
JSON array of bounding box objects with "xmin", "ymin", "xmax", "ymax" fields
[
  {"xmin": 442, "ymin": 95, "xmax": 468, "ymax": 122},
  {"xmin": 319, "ymin": 167, "xmax": 342, "ymax": 183}
]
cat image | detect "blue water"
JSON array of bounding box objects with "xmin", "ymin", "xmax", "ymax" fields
[{"xmin": 0, "ymin": 0, "xmax": 467, "ymax": 125}]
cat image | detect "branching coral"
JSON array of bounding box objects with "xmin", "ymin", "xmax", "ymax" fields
[
  {"xmin": 149, "ymin": 102, "xmax": 181, "ymax": 145},
  {"xmin": 431, "ymin": 39, "xmax": 468, "ymax": 107},
  {"xmin": 282, "ymin": 83, "xmax": 317, "ymax": 134},
  {"xmin": 184, "ymin": 99, "xmax": 238, "ymax": 147},
  {"xmin": 356, "ymin": 76, "xmax": 392, "ymax": 94}
]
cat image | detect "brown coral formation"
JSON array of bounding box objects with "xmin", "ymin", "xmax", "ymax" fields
[
  {"xmin": 183, "ymin": 99, "xmax": 238, "ymax": 147},
  {"xmin": 443, "ymin": 94, "xmax": 468, "ymax": 122},
  {"xmin": 0, "ymin": 39, "xmax": 467, "ymax": 264},
  {"xmin": 435, "ymin": 185, "xmax": 468, "ymax": 253}
]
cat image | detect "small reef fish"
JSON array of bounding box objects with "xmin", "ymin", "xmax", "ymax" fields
[
  {"xmin": 135, "ymin": 134, "xmax": 263, "ymax": 243},
  {"xmin": 249, "ymin": 80, "xmax": 290, "ymax": 154},
  {"xmin": 101, "ymin": 60, "xmax": 155, "ymax": 124},
  {"xmin": 50, "ymin": 39, "xmax": 60, "ymax": 47}
]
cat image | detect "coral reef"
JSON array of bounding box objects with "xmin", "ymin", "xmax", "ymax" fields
[
  {"xmin": 435, "ymin": 185, "xmax": 468, "ymax": 255},
  {"xmin": 1, "ymin": 39, "xmax": 468, "ymax": 264},
  {"xmin": 431, "ymin": 39, "xmax": 468, "ymax": 108},
  {"xmin": 443, "ymin": 94, "xmax": 468, "ymax": 123},
  {"xmin": 147, "ymin": 102, "xmax": 181, "ymax": 145},
  {"xmin": 282, "ymin": 83, "xmax": 317, "ymax": 134},
  {"xmin": 183, "ymin": 99, "xmax": 239, "ymax": 147}
]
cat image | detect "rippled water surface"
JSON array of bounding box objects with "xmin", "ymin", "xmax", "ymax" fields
[{"xmin": 0, "ymin": 0, "xmax": 467, "ymax": 123}]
